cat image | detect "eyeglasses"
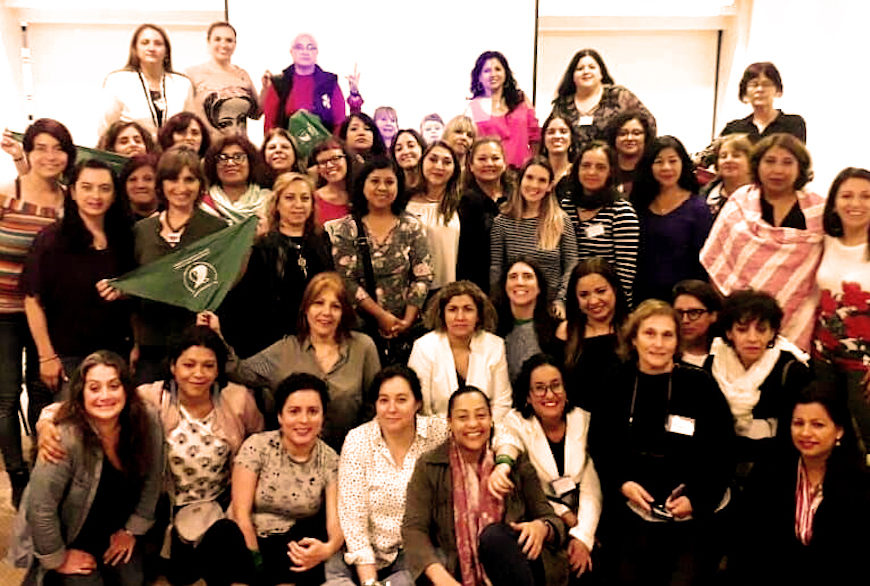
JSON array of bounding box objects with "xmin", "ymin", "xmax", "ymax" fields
[
  {"xmin": 675, "ymin": 308, "xmax": 709, "ymax": 322},
  {"xmin": 293, "ymin": 43, "xmax": 317, "ymax": 51},
  {"xmin": 217, "ymin": 153, "xmax": 248, "ymax": 165},
  {"xmin": 530, "ymin": 381, "xmax": 565, "ymax": 398},
  {"xmin": 747, "ymin": 80, "xmax": 775, "ymax": 91},
  {"xmin": 618, "ymin": 129, "xmax": 645, "ymax": 138},
  {"xmin": 317, "ymin": 154, "xmax": 346, "ymax": 168}
]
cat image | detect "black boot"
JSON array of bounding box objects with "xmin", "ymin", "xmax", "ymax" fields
[{"xmin": 9, "ymin": 468, "xmax": 29, "ymax": 509}]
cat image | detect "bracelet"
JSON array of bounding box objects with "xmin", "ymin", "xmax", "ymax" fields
[
  {"xmin": 39, "ymin": 355, "xmax": 58, "ymax": 363},
  {"xmin": 495, "ymin": 454, "xmax": 516, "ymax": 468}
]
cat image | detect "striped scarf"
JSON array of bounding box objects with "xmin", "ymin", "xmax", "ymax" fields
[
  {"xmin": 700, "ymin": 184, "xmax": 824, "ymax": 351},
  {"xmin": 794, "ymin": 458, "xmax": 823, "ymax": 545}
]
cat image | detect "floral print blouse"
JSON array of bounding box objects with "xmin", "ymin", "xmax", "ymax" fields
[
  {"xmin": 551, "ymin": 84, "xmax": 656, "ymax": 146},
  {"xmin": 331, "ymin": 212, "xmax": 433, "ymax": 317}
]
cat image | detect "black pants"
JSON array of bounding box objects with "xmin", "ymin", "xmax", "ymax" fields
[
  {"xmin": 257, "ymin": 509, "xmax": 328, "ymax": 586},
  {"xmin": 169, "ymin": 519, "xmax": 255, "ymax": 586},
  {"xmin": 477, "ymin": 522, "xmax": 546, "ymax": 586},
  {"xmin": 607, "ymin": 510, "xmax": 719, "ymax": 586}
]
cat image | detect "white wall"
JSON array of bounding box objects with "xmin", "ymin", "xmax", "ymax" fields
[
  {"xmin": 227, "ymin": 0, "xmax": 537, "ymax": 141},
  {"xmin": 2, "ymin": 0, "xmax": 867, "ymax": 195}
]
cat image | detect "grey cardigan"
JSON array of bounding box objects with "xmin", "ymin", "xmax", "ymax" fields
[{"xmin": 26, "ymin": 404, "xmax": 164, "ymax": 573}]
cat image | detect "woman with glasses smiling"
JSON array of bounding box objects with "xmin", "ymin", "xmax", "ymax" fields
[
  {"xmin": 312, "ymin": 138, "xmax": 354, "ymax": 226},
  {"xmin": 495, "ymin": 354, "xmax": 602, "ymax": 581},
  {"xmin": 202, "ymin": 134, "xmax": 271, "ymax": 226}
]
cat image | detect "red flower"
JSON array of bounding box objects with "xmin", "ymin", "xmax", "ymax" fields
[
  {"xmin": 814, "ymin": 326, "xmax": 841, "ymax": 350},
  {"xmin": 844, "ymin": 314, "xmax": 870, "ymax": 341},
  {"xmin": 842, "ymin": 282, "xmax": 870, "ymax": 311},
  {"xmin": 818, "ymin": 289, "xmax": 837, "ymax": 317}
]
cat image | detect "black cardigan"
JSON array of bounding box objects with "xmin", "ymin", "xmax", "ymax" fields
[{"xmin": 731, "ymin": 447, "xmax": 870, "ymax": 585}]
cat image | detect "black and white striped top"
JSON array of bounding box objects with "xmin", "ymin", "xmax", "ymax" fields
[
  {"xmin": 559, "ymin": 197, "xmax": 640, "ymax": 305},
  {"xmin": 490, "ymin": 213, "xmax": 578, "ymax": 303}
]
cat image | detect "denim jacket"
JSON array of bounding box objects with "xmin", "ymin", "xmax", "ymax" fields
[{"xmin": 25, "ymin": 404, "xmax": 164, "ymax": 576}]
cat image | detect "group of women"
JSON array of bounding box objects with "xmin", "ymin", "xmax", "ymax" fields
[{"xmin": 0, "ymin": 18, "xmax": 868, "ymax": 586}]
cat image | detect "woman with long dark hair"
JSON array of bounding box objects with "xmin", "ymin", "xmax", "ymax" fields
[
  {"xmin": 23, "ymin": 159, "xmax": 134, "ymax": 393},
  {"xmin": 25, "ymin": 351, "xmax": 162, "ymax": 585},
  {"xmin": 99, "ymin": 24, "xmax": 194, "ymax": 139},
  {"xmin": 457, "ymin": 137, "xmax": 513, "ymax": 293},
  {"xmin": 551, "ymin": 49, "xmax": 655, "ymax": 146},
  {"xmin": 558, "ymin": 141, "xmax": 639, "ymax": 304},
  {"xmin": 465, "ymin": 51, "xmax": 540, "ymax": 168},
  {"xmin": 331, "ymin": 157, "xmax": 433, "ymax": 363},
  {"xmin": 633, "ymin": 136, "xmax": 711, "ymax": 303},
  {"xmin": 493, "ymin": 258, "xmax": 558, "ymax": 383},
  {"xmin": 557, "ymin": 258, "xmax": 629, "ymax": 414},
  {"xmin": 813, "ymin": 167, "xmax": 870, "ymax": 466}
]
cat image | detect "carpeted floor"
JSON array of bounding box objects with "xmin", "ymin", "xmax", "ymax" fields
[{"xmin": 0, "ymin": 448, "xmax": 28, "ymax": 583}]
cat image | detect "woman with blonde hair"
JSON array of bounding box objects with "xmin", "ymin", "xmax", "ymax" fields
[
  {"xmin": 442, "ymin": 115, "xmax": 477, "ymax": 171},
  {"xmin": 592, "ymin": 299, "xmax": 733, "ymax": 585},
  {"xmin": 490, "ymin": 157, "xmax": 578, "ymax": 317},
  {"xmin": 700, "ymin": 133, "xmax": 753, "ymax": 218},
  {"xmin": 218, "ymin": 172, "xmax": 333, "ymax": 357},
  {"xmin": 408, "ymin": 280, "xmax": 511, "ymax": 421}
]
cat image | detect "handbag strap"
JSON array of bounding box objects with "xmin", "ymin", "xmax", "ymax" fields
[{"xmin": 353, "ymin": 214, "xmax": 378, "ymax": 300}]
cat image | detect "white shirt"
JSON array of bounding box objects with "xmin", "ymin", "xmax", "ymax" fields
[
  {"xmin": 338, "ymin": 416, "xmax": 449, "ymax": 568},
  {"xmin": 408, "ymin": 330, "xmax": 512, "ymax": 421},
  {"xmin": 502, "ymin": 408, "xmax": 602, "ymax": 549},
  {"xmin": 404, "ymin": 200, "xmax": 460, "ymax": 290}
]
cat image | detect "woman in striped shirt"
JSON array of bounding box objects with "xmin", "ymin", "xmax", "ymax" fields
[
  {"xmin": 490, "ymin": 157, "xmax": 577, "ymax": 318},
  {"xmin": 0, "ymin": 118, "xmax": 76, "ymax": 507},
  {"xmin": 559, "ymin": 140, "xmax": 639, "ymax": 305}
]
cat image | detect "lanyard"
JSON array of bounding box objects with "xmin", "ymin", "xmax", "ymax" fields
[{"xmin": 137, "ymin": 69, "xmax": 168, "ymax": 128}]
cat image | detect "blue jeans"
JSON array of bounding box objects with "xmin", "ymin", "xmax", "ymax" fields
[
  {"xmin": 0, "ymin": 314, "xmax": 52, "ymax": 475},
  {"xmin": 324, "ymin": 550, "xmax": 414, "ymax": 586}
]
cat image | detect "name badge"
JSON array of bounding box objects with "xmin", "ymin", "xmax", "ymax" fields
[
  {"xmin": 666, "ymin": 414, "xmax": 695, "ymax": 436},
  {"xmin": 585, "ymin": 223, "xmax": 605, "ymax": 238},
  {"xmin": 578, "ymin": 115, "xmax": 594, "ymax": 126},
  {"xmin": 551, "ymin": 476, "xmax": 577, "ymax": 497}
]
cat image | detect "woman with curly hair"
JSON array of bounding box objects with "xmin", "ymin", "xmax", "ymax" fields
[
  {"xmin": 465, "ymin": 51, "xmax": 540, "ymax": 168},
  {"xmin": 24, "ymin": 351, "xmax": 163, "ymax": 585},
  {"xmin": 408, "ymin": 280, "xmax": 511, "ymax": 420}
]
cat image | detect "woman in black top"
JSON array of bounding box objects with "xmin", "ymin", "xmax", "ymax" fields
[
  {"xmin": 457, "ymin": 137, "xmax": 513, "ymax": 293},
  {"xmin": 23, "ymin": 158, "xmax": 134, "ymax": 389},
  {"xmin": 219, "ymin": 172, "xmax": 333, "ymax": 357},
  {"xmin": 592, "ymin": 300, "xmax": 734, "ymax": 586}
]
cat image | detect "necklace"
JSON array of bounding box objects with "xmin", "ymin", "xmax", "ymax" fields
[{"xmin": 162, "ymin": 211, "xmax": 190, "ymax": 245}]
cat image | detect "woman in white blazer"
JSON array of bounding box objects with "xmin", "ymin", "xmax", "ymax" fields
[
  {"xmin": 495, "ymin": 353, "xmax": 602, "ymax": 581},
  {"xmin": 99, "ymin": 24, "xmax": 194, "ymax": 140},
  {"xmin": 408, "ymin": 280, "xmax": 512, "ymax": 421}
]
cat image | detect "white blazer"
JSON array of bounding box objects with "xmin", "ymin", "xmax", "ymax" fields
[
  {"xmin": 99, "ymin": 69, "xmax": 194, "ymax": 139},
  {"xmin": 502, "ymin": 407, "xmax": 602, "ymax": 550},
  {"xmin": 408, "ymin": 330, "xmax": 511, "ymax": 421}
]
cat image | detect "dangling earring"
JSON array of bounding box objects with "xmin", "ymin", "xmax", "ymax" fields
[{"xmin": 836, "ymin": 436, "xmax": 842, "ymax": 447}]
